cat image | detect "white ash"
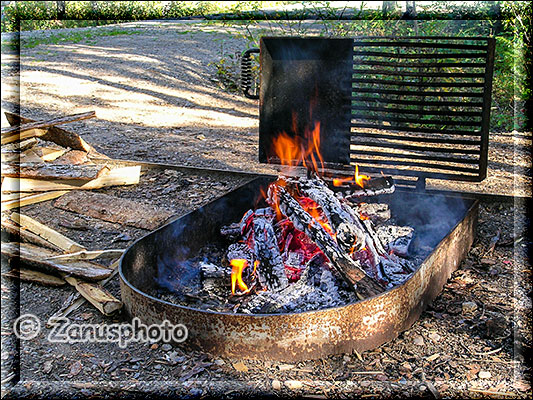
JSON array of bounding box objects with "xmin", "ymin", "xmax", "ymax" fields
[
  {"xmin": 200, "ymin": 262, "xmax": 228, "ymax": 279},
  {"xmin": 376, "ymin": 225, "xmax": 415, "ymax": 257},
  {"xmin": 353, "ymin": 203, "xmax": 391, "ymax": 223}
]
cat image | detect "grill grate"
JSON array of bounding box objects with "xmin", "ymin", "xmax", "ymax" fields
[
  {"xmin": 245, "ymin": 36, "xmax": 495, "ymax": 183},
  {"xmin": 350, "ymin": 36, "xmax": 495, "ymax": 182}
]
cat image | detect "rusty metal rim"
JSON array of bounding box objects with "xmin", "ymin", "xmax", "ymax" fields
[{"xmin": 118, "ymin": 191, "xmax": 476, "ymax": 319}]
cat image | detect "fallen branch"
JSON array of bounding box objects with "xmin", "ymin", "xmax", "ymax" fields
[{"xmin": 2, "ymin": 268, "xmax": 66, "ymax": 287}]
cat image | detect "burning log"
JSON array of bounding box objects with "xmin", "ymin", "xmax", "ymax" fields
[
  {"xmin": 267, "ymin": 183, "xmax": 384, "ymax": 299},
  {"xmin": 252, "ymin": 208, "xmax": 289, "ymax": 291},
  {"xmin": 339, "ymin": 176, "xmax": 395, "ymax": 200},
  {"xmin": 284, "ymin": 176, "xmax": 367, "ymax": 254}
]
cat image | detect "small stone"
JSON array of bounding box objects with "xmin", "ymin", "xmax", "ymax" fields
[
  {"xmin": 278, "ymin": 363, "xmax": 295, "ymax": 371},
  {"xmin": 272, "ymin": 379, "xmax": 282, "ymax": 390},
  {"xmin": 428, "ymin": 332, "xmax": 441, "ymax": 342},
  {"xmin": 400, "ymin": 361, "xmax": 412, "ymax": 372},
  {"xmin": 478, "ymin": 370, "xmax": 492, "ymax": 379},
  {"xmin": 150, "ymin": 343, "xmax": 158, "ymax": 350},
  {"xmin": 413, "ymin": 335, "xmax": 424, "ymax": 346},
  {"xmin": 42, "ymin": 360, "xmax": 53, "ymax": 374},
  {"xmin": 343, "ymin": 355, "xmax": 351, "ymax": 362},
  {"xmin": 196, "ymin": 134, "xmax": 206, "ymax": 140},
  {"xmin": 285, "ymin": 380, "xmax": 303, "ymax": 390},
  {"xmin": 462, "ymin": 301, "xmax": 478, "ymax": 315},
  {"xmin": 161, "ymin": 343, "xmax": 172, "ymax": 352},
  {"xmin": 232, "ymin": 361, "xmax": 248, "ymax": 372},
  {"xmin": 154, "ymin": 364, "xmax": 162, "ymax": 370}
]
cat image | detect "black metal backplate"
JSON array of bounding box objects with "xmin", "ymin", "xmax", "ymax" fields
[{"xmin": 259, "ymin": 37, "xmax": 352, "ymax": 165}]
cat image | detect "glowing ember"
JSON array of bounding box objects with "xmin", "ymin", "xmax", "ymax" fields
[
  {"xmin": 333, "ymin": 165, "xmax": 371, "ymax": 188},
  {"xmin": 297, "ymin": 196, "xmax": 335, "ymax": 236},
  {"xmin": 230, "ymin": 259, "xmax": 251, "ymax": 295}
]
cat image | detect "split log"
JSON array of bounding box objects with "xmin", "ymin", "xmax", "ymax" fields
[
  {"xmin": 2, "ymin": 163, "xmax": 110, "ymax": 181},
  {"xmin": 267, "ymin": 184, "xmax": 384, "ymax": 299},
  {"xmin": 1, "ymin": 218, "xmax": 64, "ymax": 251},
  {"xmin": 1, "ymin": 111, "xmax": 96, "ymax": 136},
  {"xmin": 2, "ymin": 268, "xmax": 66, "ymax": 287},
  {"xmin": 62, "ymin": 275, "xmax": 122, "ymax": 315},
  {"xmin": 340, "ymin": 176, "xmax": 395, "ymax": 200},
  {"xmin": 53, "ymin": 150, "xmax": 88, "ymax": 165},
  {"xmin": 10, "ymin": 212, "xmax": 86, "ymax": 253},
  {"xmin": 1, "ymin": 242, "xmax": 112, "ymax": 281},
  {"xmin": 1, "ymin": 137, "xmax": 38, "ymax": 152},
  {"xmin": 252, "ymin": 208, "xmax": 288, "ymax": 291},
  {"xmin": 4, "ymin": 111, "xmax": 98, "ymax": 153},
  {"xmin": 47, "ymin": 260, "xmax": 120, "ymax": 325},
  {"xmin": 1, "ymin": 165, "xmax": 141, "ymax": 192},
  {"xmin": 1, "ymin": 128, "xmax": 49, "ymax": 145},
  {"xmin": 53, "ymin": 190, "xmax": 173, "ymax": 230},
  {"xmin": 1, "ymin": 190, "xmax": 69, "ymax": 211},
  {"xmin": 44, "ymin": 249, "xmax": 124, "ymax": 262}
]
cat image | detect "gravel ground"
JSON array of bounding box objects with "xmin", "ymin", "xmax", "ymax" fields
[{"xmin": 1, "ymin": 21, "xmax": 531, "ymax": 398}]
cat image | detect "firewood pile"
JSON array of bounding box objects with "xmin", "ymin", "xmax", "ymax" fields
[{"xmin": 0, "ymin": 110, "xmax": 167, "ymax": 320}]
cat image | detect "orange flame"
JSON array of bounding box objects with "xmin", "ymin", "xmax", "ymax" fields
[
  {"xmin": 271, "ymin": 116, "xmax": 324, "ymax": 174},
  {"xmin": 230, "ymin": 259, "xmax": 250, "ymax": 295},
  {"xmin": 332, "ymin": 165, "xmax": 370, "ymax": 188},
  {"xmin": 298, "ymin": 197, "xmax": 335, "ymax": 237}
]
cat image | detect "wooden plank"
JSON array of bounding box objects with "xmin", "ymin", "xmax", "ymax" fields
[
  {"xmin": 2, "ymin": 163, "xmax": 110, "ymax": 181},
  {"xmin": 1, "ymin": 219, "xmax": 64, "ymax": 251},
  {"xmin": 1, "ymin": 128, "xmax": 49, "ymax": 145},
  {"xmin": 10, "ymin": 212, "xmax": 86, "ymax": 253},
  {"xmin": 53, "ymin": 191, "xmax": 174, "ymax": 230},
  {"xmin": 1, "ymin": 190, "xmax": 69, "ymax": 211},
  {"xmin": 2, "ymin": 268, "xmax": 66, "ymax": 287},
  {"xmin": 2, "ymin": 166, "xmax": 141, "ymax": 193},
  {"xmin": 1, "ymin": 111, "xmax": 95, "ymax": 136},
  {"xmin": 62, "ymin": 275, "xmax": 122, "ymax": 315},
  {"xmin": 4, "ymin": 111, "xmax": 96, "ymax": 153},
  {"xmin": 1, "ymin": 242, "xmax": 112, "ymax": 281}
]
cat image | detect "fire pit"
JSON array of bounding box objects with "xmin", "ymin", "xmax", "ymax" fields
[{"xmin": 119, "ymin": 35, "xmax": 493, "ymax": 360}]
